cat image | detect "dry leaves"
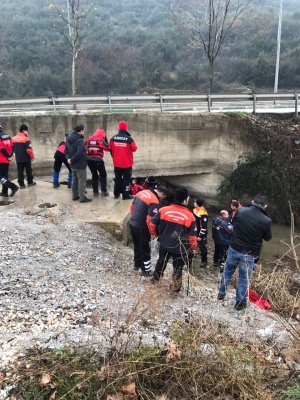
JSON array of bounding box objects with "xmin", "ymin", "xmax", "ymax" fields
[
  {"xmin": 165, "ymin": 342, "xmax": 181, "ymax": 362},
  {"xmin": 40, "ymin": 373, "xmax": 51, "ymax": 386}
]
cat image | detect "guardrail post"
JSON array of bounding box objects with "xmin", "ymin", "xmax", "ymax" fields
[
  {"xmin": 207, "ymin": 94, "xmax": 211, "ymax": 112},
  {"xmin": 252, "ymin": 94, "xmax": 256, "ymax": 115},
  {"xmin": 159, "ymin": 95, "xmax": 163, "ymax": 112},
  {"xmin": 52, "ymin": 97, "xmax": 57, "ymax": 113},
  {"xmin": 295, "ymin": 93, "xmax": 299, "ymax": 118},
  {"xmin": 108, "ymin": 96, "xmax": 112, "ymax": 112}
]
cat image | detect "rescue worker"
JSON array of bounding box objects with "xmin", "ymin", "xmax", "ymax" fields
[
  {"xmin": 150, "ymin": 188, "xmax": 197, "ymax": 293},
  {"xmin": 193, "ymin": 198, "xmax": 208, "ymax": 267},
  {"xmin": 85, "ymin": 129, "xmax": 110, "ymax": 196},
  {"xmin": 0, "ymin": 123, "xmax": 19, "ymax": 197},
  {"xmin": 212, "ymin": 210, "xmax": 233, "ymax": 273},
  {"xmin": 129, "ymin": 183, "xmax": 168, "ymax": 276},
  {"xmin": 109, "ymin": 121, "xmax": 137, "ymax": 200},
  {"xmin": 130, "ymin": 178, "xmax": 144, "ymax": 195},
  {"xmin": 12, "ymin": 124, "xmax": 35, "ymax": 189},
  {"xmin": 52, "ymin": 135, "xmax": 72, "ymax": 188}
]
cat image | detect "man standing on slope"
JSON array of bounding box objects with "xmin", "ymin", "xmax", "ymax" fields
[
  {"xmin": 217, "ymin": 194, "xmax": 272, "ymax": 311},
  {"xmin": 150, "ymin": 188, "xmax": 197, "ymax": 293},
  {"xmin": 129, "ymin": 183, "xmax": 168, "ymax": 276},
  {"xmin": 0, "ymin": 123, "xmax": 19, "ymax": 197},
  {"xmin": 109, "ymin": 121, "xmax": 137, "ymax": 200}
]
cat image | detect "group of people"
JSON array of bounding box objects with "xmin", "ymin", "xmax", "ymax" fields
[
  {"xmin": 0, "ymin": 123, "xmax": 36, "ymax": 198},
  {"xmin": 1, "ymin": 120, "xmax": 272, "ymax": 311},
  {"xmin": 129, "ymin": 184, "xmax": 272, "ymax": 311},
  {"xmin": 53, "ymin": 121, "xmax": 137, "ymax": 203}
]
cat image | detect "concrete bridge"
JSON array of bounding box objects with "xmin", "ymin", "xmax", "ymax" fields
[{"xmin": 1, "ymin": 112, "xmax": 250, "ymax": 205}]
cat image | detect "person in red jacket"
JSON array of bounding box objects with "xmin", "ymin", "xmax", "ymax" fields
[
  {"xmin": 0, "ymin": 124, "xmax": 19, "ymax": 197},
  {"xmin": 86, "ymin": 129, "xmax": 110, "ymax": 196},
  {"xmin": 11, "ymin": 124, "xmax": 35, "ymax": 189},
  {"xmin": 52, "ymin": 135, "xmax": 72, "ymax": 188},
  {"xmin": 129, "ymin": 184, "xmax": 168, "ymax": 276},
  {"xmin": 109, "ymin": 121, "xmax": 137, "ymax": 200},
  {"xmin": 150, "ymin": 188, "xmax": 197, "ymax": 293},
  {"xmin": 129, "ymin": 178, "xmax": 144, "ymax": 195}
]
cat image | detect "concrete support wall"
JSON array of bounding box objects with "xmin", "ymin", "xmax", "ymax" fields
[{"xmin": 1, "ymin": 113, "xmax": 251, "ymax": 204}]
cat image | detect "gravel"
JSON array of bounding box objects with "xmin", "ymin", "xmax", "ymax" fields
[{"xmin": 0, "ymin": 209, "xmax": 294, "ymax": 370}]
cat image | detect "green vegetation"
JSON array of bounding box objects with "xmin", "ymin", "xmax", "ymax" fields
[
  {"xmin": 0, "ymin": 0, "xmax": 299, "ymax": 97},
  {"xmin": 218, "ymin": 114, "xmax": 300, "ymax": 227}
]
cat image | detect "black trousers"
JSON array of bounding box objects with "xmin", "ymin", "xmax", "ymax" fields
[
  {"xmin": 114, "ymin": 166, "xmax": 132, "ymax": 198},
  {"xmin": 0, "ymin": 163, "xmax": 17, "ymax": 194},
  {"xmin": 153, "ymin": 246, "xmax": 188, "ymax": 291},
  {"xmin": 198, "ymin": 238, "xmax": 208, "ymax": 262},
  {"xmin": 129, "ymin": 224, "xmax": 151, "ymax": 272},
  {"xmin": 87, "ymin": 159, "xmax": 107, "ymax": 193},
  {"xmin": 213, "ymin": 243, "xmax": 229, "ymax": 266},
  {"xmin": 54, "ymin": 151, "xmax": 71, "ymax": 173},
  {"xmin": 16, "ymin": 161, "xmax": 33, "ymax": 186}
]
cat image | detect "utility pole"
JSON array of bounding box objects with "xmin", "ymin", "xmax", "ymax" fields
[{"xmin": 274, "ymin": 0, "xmax": 283, "ymax": 93}]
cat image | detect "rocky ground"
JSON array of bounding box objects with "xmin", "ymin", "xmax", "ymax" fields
[{"xmin": 0, "ymin": 208, "xmax": 294, "ymax": 373}]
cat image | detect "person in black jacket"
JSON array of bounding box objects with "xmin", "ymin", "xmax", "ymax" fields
[
  {"xmin": 217, "ymin": 194, "xmax": 272, "ymax": 311},
  {"xmin": 212, "ymin": 210, "xmax": 233, "ymax": 272},
  {"xmin": 65, "ymin": 124, "xmax": 91, "ymax": 203}
]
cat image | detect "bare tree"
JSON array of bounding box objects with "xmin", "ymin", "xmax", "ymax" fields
[
  {"xmin": 48, "ymin": 0, "xmax": 94, "ymax": 95},
  {"xmin": 170, "ymin": 0, "xmax": 257, "ymax": 92}
]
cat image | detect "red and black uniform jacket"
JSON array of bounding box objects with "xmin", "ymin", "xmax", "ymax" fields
[
  {"xmin": 149, "ymin": 204, "xmax": 198, "ymax": 254},
  {"xmin": 109, "ymin": 130, "xmax": 137, "ymax": 168},
  {"xmin": 0, "ymin": 131, "xmax": 14, "ymax": 164},
  {"xmin": 86, "ymin": 129, "xmax": 110, "ymax": 161},
  {"xmin": 12, "ymin": 132, "xmax": 34, "ymax": 162},
  {"xmin": 129, "ymin": 189, "xmax": 160, "ymax": 230}
]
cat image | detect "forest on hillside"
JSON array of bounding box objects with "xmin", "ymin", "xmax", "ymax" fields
[{"xmin": 0, "ymin": 0, "xmax": 299, "ymax": 97}]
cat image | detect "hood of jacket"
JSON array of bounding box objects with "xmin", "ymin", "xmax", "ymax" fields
[{"xmin": 90, "ymin": 129, "xmax": 106, "ymax": 141}]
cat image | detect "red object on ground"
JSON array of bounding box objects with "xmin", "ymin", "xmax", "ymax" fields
[{"xmin": 247, "ymin": 289, "xmax": 272, "ymax": 311}]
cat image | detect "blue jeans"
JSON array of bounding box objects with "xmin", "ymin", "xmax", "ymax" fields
[{"xmin": 218, "ymin": 246, "xmax": 255, "ymax": 303}]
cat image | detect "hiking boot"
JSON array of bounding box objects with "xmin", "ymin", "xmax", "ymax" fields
[
  {"xmin": 72, "ymin": 196, "xmax": 79, "ymax": 201},
  {"xmin": 234, "ymin": 301, "xmax": 247, "ymax": 311},
  {"xmin": 217, "ymin": 293, "xmax": 226, "ymax": 300},
  {"xmin": 20, "ymin": 185, "xmax": 26, "ymax": 189},
  {"xmin": 10, "ymin": 187, "xmax": 19, "ymax": 197},
  {"xmin": 101, "ymin": 191, "xmax": 109, "ymax": 196},
  {"xmin": 200, "ymin": 261, "xmax": 207, "ymax": 268},
  {"xmin": 53, "ymin": 183, "xmax": 60, "ymax": 188},
  {"xmin": 80, "ymin": 197, "xmax": 92, "ymax": 203},
  {"xmin": 133, "ymin": 266, "xmax": 140, "ymax": 271},
  {"xmin": 28, "ymin": 182, "xmax": 36, "ymax": 187},
  {"xmin": 93, "ymin": 192, "xmax": 99, "ymax": 196},
  {"xmin": 141, "ymin": 270, "xmax": 152, "ymax": 277},
  {"xmin": 0, "ymin": 193, "xmax": 8, "ymax": 197}
]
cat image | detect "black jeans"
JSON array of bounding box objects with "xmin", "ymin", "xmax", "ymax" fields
[
  {"xmin": 87, "ymin": 159, "xmax": 107, "ymax": 193},
  {"xmin": 54, "ymin": 151, "xmax": 71, "ymax": 173},
  {"xmin": 114, "ymin": 166, "xmax": 132, "ymax": 198},
  {"xmin": 198, "ymin": 238, "xmax": 208, "ymax": 262},
  {"xmin": 129, "ymin": 224, "xmax": 151, "ymax": 272},
  {"xmin": 16, "ymin": 161, "xmax": 33, "ymax": 186}
]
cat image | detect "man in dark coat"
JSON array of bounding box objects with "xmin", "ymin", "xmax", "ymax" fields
[
  {"xmin": 218, "ymin": 194, "xmax": 272, "ymax": 310},
  {"xmin": 65, "ymin": 124, "xmax": 91, "ymax": 203}
]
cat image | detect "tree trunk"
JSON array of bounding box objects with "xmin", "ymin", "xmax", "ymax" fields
[
  {"xmin": 72, "ymin": 49, "xmax": 76, "ymax": 96},
  {"xmin": 209, "ymin": 59, "xmax": 214, "ymax": 93}
]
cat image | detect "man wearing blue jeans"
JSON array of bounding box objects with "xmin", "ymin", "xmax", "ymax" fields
[{"xmin": 218, "ymin": 194, "xmax": 272, "ymax": 310}]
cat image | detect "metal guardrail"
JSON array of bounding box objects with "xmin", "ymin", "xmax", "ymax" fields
[{"xmin": 0, "ymin": 93, "xmax": 299, "ymax": 116}]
